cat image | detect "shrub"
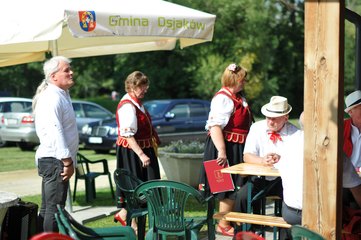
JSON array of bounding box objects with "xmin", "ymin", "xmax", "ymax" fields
[{"xmin": 161, "ymin": 140, "xmax": 205, "ymax": 154}]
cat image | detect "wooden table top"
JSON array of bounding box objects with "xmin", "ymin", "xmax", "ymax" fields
[{"xmin": 221, "ymin": 163, "xmax": 280, "ymax": 177}]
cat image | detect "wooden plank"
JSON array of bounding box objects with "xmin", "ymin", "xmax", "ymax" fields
[
  {"xmin": 304, "ymin": 1, "xmax": 344, "ymax": 239},
  {"xmin": 213, "ymin": 212, "xmax": 291, "ymax": 228}
]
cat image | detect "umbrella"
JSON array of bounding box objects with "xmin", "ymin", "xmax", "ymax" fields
[
  {"xmin": 0, "ymin": 0, "xmax": 216, "ymax": 67},
  {"xmin": 0, "ymin": 0, "xmax": 215, "ymax": 212}
]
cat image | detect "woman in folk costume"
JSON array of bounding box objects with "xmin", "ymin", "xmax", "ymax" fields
[
  {"xmin": 113, "ymin": 71, "xmax": 160, "ymax": 232},
  {"xmin": 198, "ymin": 63, "xmax": 252, "ymax": 237}
]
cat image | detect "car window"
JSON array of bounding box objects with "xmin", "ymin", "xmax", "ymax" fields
[
  {"xmin": 1, "ymin": 101, "xmax": 32, "ymax": 113},
  {"xmin": 83, "ymin": 103, "xmax": 111, "ymax": 118},
  {"xmin": 169, "ymin": 104, "xmax": 189, "ymax": 119},
  {"xmin": 189, "ymin": 103, "xmax": 208, "ymax": 118},
  {"xmin": 72, "ymin": 103, "xmax": 85, "ymax": 118},
  {"xmin": 144, "ymin": 102, "xmax": 169, "ymax": 117}
]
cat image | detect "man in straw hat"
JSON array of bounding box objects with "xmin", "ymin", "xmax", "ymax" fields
[{"xmin": 234, "ymin": 96, "xmax": 300, "ymax": 238}]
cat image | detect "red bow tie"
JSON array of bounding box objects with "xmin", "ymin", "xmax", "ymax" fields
[{"xmin": 268, "ymin": 132, "xmax": 282, "ymax": 144}]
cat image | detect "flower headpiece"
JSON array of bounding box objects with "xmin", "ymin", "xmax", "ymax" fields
[{"xmin": 227, "ymin": 63, "xmax": 238, "ymax": 73}]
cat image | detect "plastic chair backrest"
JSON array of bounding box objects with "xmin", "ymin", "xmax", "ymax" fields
[
  {"xmin": 30, "ymin": 232, "xmax": 74, "ymax": 240},
  {"xmin": 56, "ymin": 207, "xmax": 80, "ymax": 240},
  {"xmin": 291, "ymin": 225, "xmax": 325, "ymax": 240},
  {"xmin": 134, "ymin": 180, "xmax": 205, "ymax": 234},
  {"xmin": 56, "ymin": 205, "xmax": 137, "ymax": 240},
  {"xmin": 113, "ymin": 168, "xmax": 145, "ymax": 209},
  {"xmin": 55, "ymin": 213, "xmax": 67, "ymax": 235},
  {"xmin": 76, "ymin": 153, "xmax": 89, "ymax": 177}
]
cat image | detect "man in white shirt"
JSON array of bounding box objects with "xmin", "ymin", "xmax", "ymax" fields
[
  {"xmin": 343, "ymin": 90, "xmax": 361, "ymax": 206},
  {"xmin": 33, "ymin": 56, "xmax": 78, "ymax": 232}
]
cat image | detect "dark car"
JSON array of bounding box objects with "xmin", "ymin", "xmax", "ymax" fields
[{"xmin": 80, "ymin": 99, "xmax": 211, "ymax": 153}]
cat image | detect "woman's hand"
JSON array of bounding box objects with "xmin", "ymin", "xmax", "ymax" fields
[
  {"xmin": 139, "ymin": 152, "xmax": 151, "ymax": 168},
  {"xmin": 217, "ymin": 150, "xmax": 227, "ymax": 166}
]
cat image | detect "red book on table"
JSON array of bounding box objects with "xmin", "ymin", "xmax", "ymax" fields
[{"xmin": 203, "ymin": 159, "xmax": 235, "ymax": 194}]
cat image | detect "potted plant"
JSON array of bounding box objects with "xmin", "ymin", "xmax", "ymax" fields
[{"xmin": 158, "ymin": 140, "xmax": 205, "ymax": 187}]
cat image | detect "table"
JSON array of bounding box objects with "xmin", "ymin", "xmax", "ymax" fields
[
  {"xmin": 221, "ymin": 163, "xmax": 281, "ymax": 232},
  {"xmin": 0, "ymin": 191, "xmax": 19, "ymax": 234},
  {"xmin": 221, "ymin": 162, "xmax": 280, "ymax": 177}
]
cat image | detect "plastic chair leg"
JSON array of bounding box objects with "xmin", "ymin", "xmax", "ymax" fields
[
  {"xmin": 85, "ymin": 179, "xmax": 96, "ymax": 202},
  {"xmin": 107, "ymin": 173, "xmax": 115, "ymax": 199},
  {"xmin": 137, "ymin": 215, "xmax": 146, "ymax": 240},
  {"xmin": 73, "ymin": 178, "xmax": 78, "ymax": 201}
]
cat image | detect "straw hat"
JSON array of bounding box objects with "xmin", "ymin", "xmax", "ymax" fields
[
  {"xmin": 261, "ymin": 96, "xmax": 292, "ymax": 118},
  {"xmin": 345, "ymin": 90, "xmax": 361, "ymax": 113}
]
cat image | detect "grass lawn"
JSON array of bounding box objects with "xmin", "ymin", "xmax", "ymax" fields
[
  {"xmin": 3, "ymin": 145, "xmax": 211, "ymax": 232},
  {"xmin": 0, "ymin": 145, "xmax": 116, "ymax": 172}
]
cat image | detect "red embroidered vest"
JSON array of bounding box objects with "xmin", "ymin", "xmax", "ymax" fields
[
  {"xmin": 116, "ymin": 99, "xmax": 160, "ymax": 148},
  {"xmin": 213, "ymin": 90, "xmax": 252, "ymax": 143}
]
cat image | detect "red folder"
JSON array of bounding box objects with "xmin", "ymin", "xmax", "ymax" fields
[{"xmin": 203, "ymin": 159, "xmax": 235, "ymax": 193}]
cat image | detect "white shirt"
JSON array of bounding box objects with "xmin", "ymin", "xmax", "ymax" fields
[
  {"xmin": 244, "ymin": 120, "xmax": 299, "ymax": 180},
  {"xmin": 278, "ymin": 129, "xmax": 361, "ymax": 210},
  {"xmin": 117, "ymin": 93, "xmax": 146, "ymax": 137},
  {"xmin": 343, "ymin": 154, "xmax": 361, "ymax": 188},
  {"xmin": 277, "ymin": 130, "xmax": 304, "ymax": 210},
  {"xmin": 349, "ymin": 123, "xmax": 361, "ymax": 169},
  {"xmin": 205, "ymin": 89, "xmax": 249, "ymax": 130},
  {"xmin": 35, "ymin": 84, "xmax": 78, "ymax": 165}
]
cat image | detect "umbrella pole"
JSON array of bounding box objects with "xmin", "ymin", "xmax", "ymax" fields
[{"xmin": 66, "ymin": 186, "xmax": 73, "ymax": 213}]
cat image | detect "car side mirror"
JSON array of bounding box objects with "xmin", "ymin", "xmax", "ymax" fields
[{"xmin": 164, "ymin": 112, "xmax": 175, "ymax": 121}]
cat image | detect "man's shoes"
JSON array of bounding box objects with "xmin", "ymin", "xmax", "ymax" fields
[{"xmin": 216, "ymin": 225, "xmax": 234, "ymax": 237}]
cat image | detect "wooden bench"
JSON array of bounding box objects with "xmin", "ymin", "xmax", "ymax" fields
[{"xmin": 213, "ymin": 211, "xmax": 291, "ymax": 229}]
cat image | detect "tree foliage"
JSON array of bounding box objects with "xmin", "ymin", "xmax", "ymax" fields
[{"xmin": 0, "ymin": 0, "xmax": 359, "ymax": 118}]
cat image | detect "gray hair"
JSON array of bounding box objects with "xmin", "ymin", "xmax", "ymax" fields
[{"xmin": 32, "ymin": 56, "xmax": 71, "ymax": 111}]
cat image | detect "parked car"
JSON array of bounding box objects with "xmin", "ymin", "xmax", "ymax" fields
[
  {"xmin": 80, "ymin": 99, "xmax": 211, "ymax": 154},
  {"xmin": 0, "ymin": 97, "xmax": 33, "ymax": 147},
  {"xmin": 0, "ymin": 100, "xmax": 113, "ymax": 151}
]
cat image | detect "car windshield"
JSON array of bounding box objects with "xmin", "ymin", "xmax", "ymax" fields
[{"xmin": 144, "ymin": 101, "xmax": 169, "ymax": 117}]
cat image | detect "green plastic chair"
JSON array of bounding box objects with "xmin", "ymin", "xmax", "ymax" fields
[
  {"xmin": 291, "ymin": 225, "xmax": 325, "ymax": 240},
  {"xmin": 73, "ymin": 152, "xmax": 115, "ymax": 202},
  {"xmin": 113, "ymin": 168, "xmax": 148, "ymax": 240},
  {"xmin": 56, "ymin": 205, "xmax": 136, "ymax": 240},
  {"xmin": 134, "ymin": 179, "xmax": 215, "ymax": 240}
]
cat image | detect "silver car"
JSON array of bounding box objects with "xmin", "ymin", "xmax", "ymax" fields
[
  {"xmin": 0, "ymin": 97, "xmax": 33, "ymax": 147},
  {"xmin": 0, "ymin": 100, "xmax": 113, "ymax": 151}
]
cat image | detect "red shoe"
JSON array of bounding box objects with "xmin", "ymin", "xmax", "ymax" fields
[
  {"xmin": 113, "ymin": 212, "xmax": 126, "ymax": 226},
  {"xmin": 217, "ymin": 225, "xmax": 234, "ymax": 237}
]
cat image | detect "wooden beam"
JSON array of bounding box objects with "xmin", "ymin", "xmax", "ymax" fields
[{"xmin": 304, "ymin": 1, "xmax": 344, "ymax": 239}]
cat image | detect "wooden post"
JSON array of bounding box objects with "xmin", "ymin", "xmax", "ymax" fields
[{"xmin": 304, "ymin": 1, "xmax": 344, "ymax": 239}]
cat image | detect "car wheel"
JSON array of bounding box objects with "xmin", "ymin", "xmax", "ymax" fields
[
  {"xmin": 95, "ymin": 149, "xmax": 110, "ymax": 154},
  {"xmin": 0, "ymin": 139, "xmax": 7, "ymax": 147},
  {"xmin": 18, "ymin": 142, "xmax": 36, "ymax": 151}
]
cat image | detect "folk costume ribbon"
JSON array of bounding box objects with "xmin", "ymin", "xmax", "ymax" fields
[{"xmin": 268, "ymin": 131, "xmax": 282, "ymax": 144}]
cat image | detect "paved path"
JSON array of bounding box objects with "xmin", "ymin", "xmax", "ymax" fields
[{"xmin": 0, "ymin": 159, "xmax": 118, "ymax": 198}]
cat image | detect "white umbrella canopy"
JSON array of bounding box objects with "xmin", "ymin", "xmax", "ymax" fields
[{"xmin": 0, "ymin": 0, "xmax": 216, "ymax": 67}]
